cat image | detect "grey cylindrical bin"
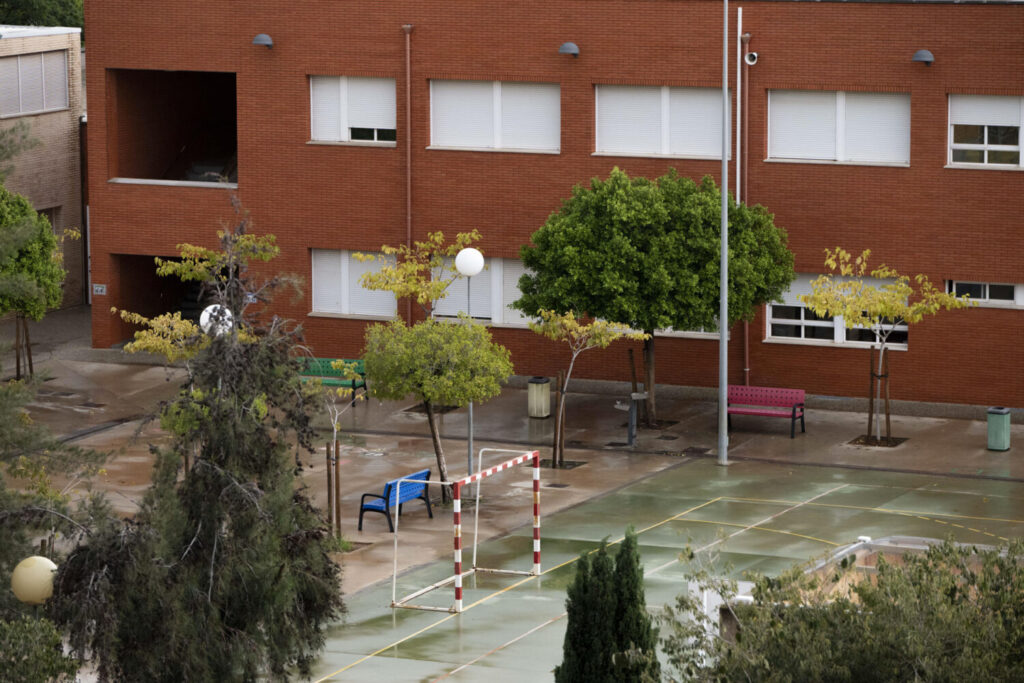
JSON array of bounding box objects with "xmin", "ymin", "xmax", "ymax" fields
[
  {"xmin": 528, "ymin": 376, "xmax": 551, "ymax": 418},
  {"xmin": 987, "ymin": 407, "xmax": 1010, "ymax": 451}
]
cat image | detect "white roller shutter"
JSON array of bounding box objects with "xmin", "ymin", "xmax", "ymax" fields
[
  {"xmin": 845, "ymin": 92, "xmax": 910, "ymax": 163},
  {"xmin": 310, "ymin": 77, "xmax": 342, "ymax": 141},
  {"xmin": 347, "ymin": 77, "xmax": 395, "ymax": 130},
  {"xmin": 348, "ymin": 253, "xmax": 397, "ymax": 317},
  {"xmin": 0, "ymin": 57, "xmax": 19, "ymax": 115},
  {"xmin": 19, "ymin": 54, "xmax": 44, "ymax": 113},
  {"xmin": 42, "ymin": 51, "xmax": 67, "ymax": 110},
  {"xmin": 311, "ymin": 250, "xmax": 343, "ymax": 313},
  {"xmin": 769, "ymin": 90, "xmax": 836, "ymax": 160},
  {"xmin": 431, "ymin": 80, "xmax": 494, "ymax": 148},
  {"xmin": 950, "ymin": 95, "xmax": 1022, "ymax": 126},
  {"xmin": 501, "ymin": 82, "xmax": 560, "ymax": 151},
  {"xmin": 501, "ymin": 259, "xmax": 530, "ymax": 326},
  {"xmin": 596, "ymin": 85, "xmax": 661, "ymax": 154},
  {"xmin": 434, "ymin": 261, "xmax": 492, "ymax": 319},
  {"xmin": 669, "ymin": 87, "xmax": 723, "ymax": 157}
]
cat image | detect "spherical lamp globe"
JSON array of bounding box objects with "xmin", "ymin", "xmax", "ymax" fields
[
  {"xmin": 199, "ymin": 304, "xmax": 234, "ymax": 337},
  {"xmin": 454, "ymin": 247, "xmax": 484, "ymax": 277},
  {"xmin": 11, "ymin": 555, "xmax": 57, "ymax": 605}
]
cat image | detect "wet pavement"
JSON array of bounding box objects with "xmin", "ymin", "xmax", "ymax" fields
[{"xmin": 4, "ymin": 306, "xmax": 1024, "ymax": 680}]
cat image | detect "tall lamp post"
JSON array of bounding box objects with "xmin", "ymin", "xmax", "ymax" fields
[
  {"xmin": 455, "ymin": 247, "xmax": 484, "ymax": 479},
  {"xmin": 718, "ymin": 0, "xmax": 731, "ymax": 466}
]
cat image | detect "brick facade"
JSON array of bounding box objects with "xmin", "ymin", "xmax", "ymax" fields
[
  {"xmin": 84, "ymin": 1, "xmax": 1024, "ymax": 407},
  {"xmin": 1, "ymin": 28, "xmax": 85, "ymax": 308}
]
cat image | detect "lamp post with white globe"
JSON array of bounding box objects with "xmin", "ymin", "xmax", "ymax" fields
[
  {"xmin": 11, "ymin": 555, "xmax": 57, "ymax": 606},
  {"xmin": 454, "ymin": 247, "xmax": 484, "ymax": 479}
]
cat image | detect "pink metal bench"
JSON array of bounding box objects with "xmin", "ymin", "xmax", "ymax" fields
[{"xmin": 727, "ymin": 385, "xmax": 806, "ymax": 438}]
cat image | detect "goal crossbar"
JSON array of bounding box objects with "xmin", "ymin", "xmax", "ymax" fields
[{"xmin": 391, "ymin": 449, "xmax": 541, "ymax": 613}]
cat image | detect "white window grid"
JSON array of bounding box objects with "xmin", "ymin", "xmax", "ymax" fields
[
  {"xmin": 767, "ymin": 303, "xmax": 908, "ymax": 348},
  {"xmin": 309, "ymin": 76, "xmax": 396, "ymax": 144},
  {"xmin": 594, "ymin": 85, "xmax": 729, "ymax": 158},
  {"xmin": 0, "ymin": 51, "xmax": 69, "ymax": 118},
  {"xmin": 428, "ymin": 80, "xmax": 561, "ymax": 152},
  {"xmin": 948, "ymin": 96, "xmax": 1023, "ymax": 168},
  {"xmin": 767, "ymin": 90, "xmax": 910, "ymax": 164},
  {"xmin": 946, "ymin": 280, "xmax": 1024, "ymax": 307}
]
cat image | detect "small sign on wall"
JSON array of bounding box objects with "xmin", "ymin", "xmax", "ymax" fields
[{"xmin": 92, "ymin": 284, "xmax": 107, "ymax": 296}]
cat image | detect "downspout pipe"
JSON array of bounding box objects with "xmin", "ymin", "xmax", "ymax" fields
[{"xmin": 403, "ymin": 24, "xmax": 414, "ymax": 324}]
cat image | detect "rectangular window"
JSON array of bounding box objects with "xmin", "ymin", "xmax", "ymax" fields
[
  {"xmin": 431, "ymin": 258, "xmax": 532, "ymax": 326},
  {"xmin": 0, "ymin": 51, "xmax": 68, "ymax": 117},
  {"xmin": 766, "ymin": 274, "xmax": 908, "ymax": 349},
  {"xmin": 595, "ymin": 85, "xmax": 727, "ymax": 157},
  {"xmin": 430, "ymin": 80, "xmax": 560, "ymax": 152},
  {"xmin": 949, "ymin": 95, "xmax": 1022, "ymax": 167},
  {"xmin": 768, "ymin": 90, "xmax": 910, "ymax": 164},
  {"xmin": 947, "ymin": 280, "xmax": 1023, "ymax": 307},
  {"xmin": 310, "ymin": 76, "xmax": 396, "ymax": 143},
  {"xmin": 311, "ymin": 250, "xmax": 397, "ymax": 317}
]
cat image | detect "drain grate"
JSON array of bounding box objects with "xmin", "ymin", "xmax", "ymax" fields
[
  {"xmin": 546, "ymin": 483, "xmax": 570, "ymax": 489},
  {"xmin": 683, "ymin": 446, "xmax": 711, "ymax": 456}
]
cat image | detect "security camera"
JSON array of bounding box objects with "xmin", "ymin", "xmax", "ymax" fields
[{"xmin": 744, "ymin": 52, "xmax": 758, "ymax": 66}]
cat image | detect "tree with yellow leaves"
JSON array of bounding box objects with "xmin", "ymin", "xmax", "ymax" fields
[
  {"xmin": 801, "ymin": 248, "xmax": 972, "ymax": 444},
  {"xmin": 530, "ymin": 311, "xmax": 648, "ymax": 467}
]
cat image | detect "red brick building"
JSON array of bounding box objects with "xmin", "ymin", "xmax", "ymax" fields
[{"xmin": 84, "ymin": 1, "xmax": 1024, "ymax": 408}]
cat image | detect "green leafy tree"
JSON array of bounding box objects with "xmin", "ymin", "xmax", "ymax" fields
[
  {"xmin": 529, "ymin": 310, "xmax": 647, "ymax": 467},
  {"xmin": 613, "ymin": 529, "xmax": 660, "ymax": 681},
  {"xmin": 363, "ymin": 317, "xmax": 512, "ymax": 502},
  {"xmin": 556, "ymin": 541, "xmax": 617, "ymax": 683},
  {"xmin": 661, "ymin": 538, "xmax": 1024, "ymax": 682},
  {"xmin": 516, "ymin": 168, "xmax": 793, "ymax": 423},
  {"xmin": 801, "ymin": 248, "xmax": 972, "ymax": 444},
  {"xmin": 0, "ymin": 615, "xmax": 79, "ymax": 682},
  {"xmin": 556, "ymin": 532, "xmax": 659, "ymax": 683},
  {"xmin": 49, "ymin": 207, "xmax": 344, "ymax": 681},
  {"xmin": 0, "ymin": 0, "xmax": 83, "ymax": 28}
]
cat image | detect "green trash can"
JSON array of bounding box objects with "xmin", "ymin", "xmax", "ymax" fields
[{"xmin": 987, "ymin": 407, "xmax": 1010, "ymax": 451}]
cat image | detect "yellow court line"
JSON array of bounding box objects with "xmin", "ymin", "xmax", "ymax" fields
[
  {"xmin": 682, "ymin": 518, "xmax": 839, "ymax": 546},
  {"xmin": 314, "ymin": 497, "xmax": 723, "ymax": 682},
  {"xmin": 725, "ymin": 495, "xmax": 1024, "ymax": 526}
]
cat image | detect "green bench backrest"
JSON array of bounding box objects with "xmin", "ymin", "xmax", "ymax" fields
[{"xmin": 301, "ymin": 358, "xmax": 364, "ymax": 378}]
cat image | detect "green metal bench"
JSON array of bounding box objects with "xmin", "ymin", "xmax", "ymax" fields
[{"xmin": 299, "ymin": 357, "xmax": 367, "ymax": 404}]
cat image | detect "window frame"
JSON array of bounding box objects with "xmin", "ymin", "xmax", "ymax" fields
[
  {"xmin": 308, "ymin": 75, "xmax": 397, "ymax": 147},
  {"xmin": 767, "ymin": 90, "xmax": 911, "ymax": 166},
  {"xmin": 309, "ymin": 249, "xmax": 398, "ymax": 319},
  {"xmin": 946, "ymin": 280, "xmax": 1024, "ymax": 308},
  {"xmin": 765, "ymin": 275, "xmax": 909, "ymax": 350},
  {"xmin": 947, "ymin": 95, "xmax": 1023, "ymax": 169},
  {"xmin": 431, "ymin": 257, "xmax": 534, "ymax": 327},
  {"xmin": 594, "ymin": 84, "xmax": 730, "ymax": 159},
  {"xmin": 427, "ymin": 80, "xmax": 561, "ymax": 154},
  {"xmin": 0, "ymin": 51, "xmax": 69, "ymax": 118}
]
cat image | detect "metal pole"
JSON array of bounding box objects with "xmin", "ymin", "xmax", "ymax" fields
[
  {"xmin": 467, "ymin": 277, "xmax": 474, "ymax": 479},
  {"xmin": 718, "ymin": 0, "xmax": 730, "ymax": 467}
]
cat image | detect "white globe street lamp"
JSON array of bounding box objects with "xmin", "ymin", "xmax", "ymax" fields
[
  {"xmin": 11, "ymin": 555, "xmax": 57, "ymax": 605},
  {"xmin": 455, "ymin": 247, "xmax": 484, "ymax": 480},
  {"xmin": 200, "ymin": 304, "xmax": 234, "ymax": 337}
]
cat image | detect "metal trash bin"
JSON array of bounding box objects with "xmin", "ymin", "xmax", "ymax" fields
[
  {"xmin": 528, "ymin": 376, "xmax": 551, "ymax": 418},
  {"xmin": 987, "ymin": 407, "xmax": 1010, "ymax": 451}
]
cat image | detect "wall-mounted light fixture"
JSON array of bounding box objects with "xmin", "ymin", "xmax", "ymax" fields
[
  {"xmin": 558, "ymin": 41, "xmax": 580, "ymax": 58},
  {"xmin": 252, "ymin": 33, "xmax": 273, "ymax": 49},
  {"xmin": 911, "ymin": 49, "xmax": 934, "ymax": 66}
]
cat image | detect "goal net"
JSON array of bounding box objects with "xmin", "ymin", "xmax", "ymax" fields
[{"xmin": 391, "ymin": 449, "xmax": 541, "ymax": 613}]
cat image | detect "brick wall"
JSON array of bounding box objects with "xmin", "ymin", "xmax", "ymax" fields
[{"xmin": 84, "ymin": 0, "xmax": 1024, "ymax": 407}]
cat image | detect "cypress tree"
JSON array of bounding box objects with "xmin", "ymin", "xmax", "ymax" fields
[
  {"xmin": 613, "ymin": 528, "xmax": 660, "ymax": 681},
  {"xmin": 555, "ymin": 541, "xmax": 617, "ymax": 683}
]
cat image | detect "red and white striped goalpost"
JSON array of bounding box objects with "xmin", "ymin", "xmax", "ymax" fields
[{"xmin": 391, "ymin": 449, "xmax": 541, "ymax": 614}]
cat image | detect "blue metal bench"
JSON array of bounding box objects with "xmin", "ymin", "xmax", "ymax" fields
[{"xmin": 358, "ymin": 468, "xmax": 433, "ymax": 532}]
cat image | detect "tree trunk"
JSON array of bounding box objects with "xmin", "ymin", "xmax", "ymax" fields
[
  {"xmin": 875, "ymin": 344, "xmax": 886, "ymax": 443},
  {"xmin": 643, "ymin": 335, "xmax": 656, "ymax": 426},
  {"xmin": 425, "ymin": 400, "xmax": 452, "ymax": 503}
]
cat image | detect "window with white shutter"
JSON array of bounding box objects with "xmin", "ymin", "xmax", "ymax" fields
[
  {"xmin": 430, "ymin": 80, "xmax": 560, "ymax": 152},
  {"xmin": 768, "ymin": 90, "xmax": 909, "ymax": 164},
  {"xmin": 433, "ymin": 258, "xmax": 493, "ymax": 319},
  {"xmin": 596, "ymin": 85, "xmax": 728, "ymax": 158},
  {"xmin": 311, "ymin": 250, "xmax": 397, "ymax": 318},
  {"xmin": 949, "ymin": 95, "xmax": 1022, "ymax": 167},
  {"xmin": 310, "ymin": 76, "xmax": 396, "ymax": 144},
  {"xmin": 0, "ymin": 51, "xmax": 69, "ymax": 117}
]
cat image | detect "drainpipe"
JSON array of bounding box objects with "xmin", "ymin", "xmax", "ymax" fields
[
  {"xmin": 403, "ymin": 24, "xmax": 414, "ymax": 324},
  {"xmin": 741, "ymin": 26, "xmax": 753, "ymax": 386}
]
